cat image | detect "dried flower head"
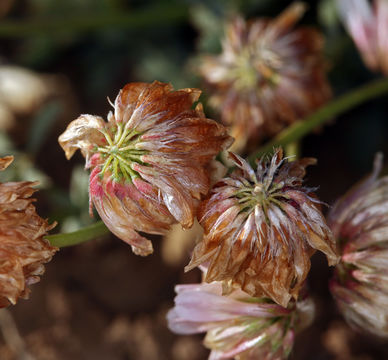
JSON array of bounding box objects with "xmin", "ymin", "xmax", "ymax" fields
[
  {"xmin": 0, "ymin": 156, "xmax": 57, "ymax": 307},
  {"xmin": 337, "ymin": 0, "xmax": 388, "ymax": 75},
  {"xmin": 198, "ymin": 3, "xmax": 331, "ymax": 153},
  {"xmin": 167, "ymin": 279, "xmax": 315, "ymax": 360},
  {"xmin": 59, "ymin": 81, "xmax": 232, "ymax": 256},
  {"xmin": 329, "ymin": 153, "xmax": 388, "ymax": 337},
  {"xmin": 186, "ymin": 149, "xmax": 339, "ymax": 307}
]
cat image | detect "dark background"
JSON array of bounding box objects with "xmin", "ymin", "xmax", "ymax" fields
[{"xmin": 0, "ymin": 0, "xmax": 387, "ymax": 359}]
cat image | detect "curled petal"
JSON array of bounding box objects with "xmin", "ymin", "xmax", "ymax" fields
[{"xmin": 58, "ymin": 114, "xmax": 105, "ymax": 162}]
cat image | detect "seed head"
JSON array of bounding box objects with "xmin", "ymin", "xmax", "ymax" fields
[
  {"xmin": 58, "ymin": 81, "xmax": 232, "ymax": 256},
  {"xmin": 186, "ymin": 149, "xmax": 339, "ymax": 307}
]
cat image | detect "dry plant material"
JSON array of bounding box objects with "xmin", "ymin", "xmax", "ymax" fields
[
  {"xmin": 198, "ymin": 2, "xmax": 331, "ymax": 153},
  {"xmin": 186, "ymin": 149, "xmax": 339, "ymax": 307},
  {"xmin": 329, "ymin": 153, "xmax": 388, "ymax": 338},
  {"xmin": 0, "ymin": 156, "xmax": 56, "ymax": 307},
  {"xmin": 59, "ymin": 81, "xmax": 232, "ymax": 256},
  {"xmin": 168, "ymin": 278, "xmax": 315, "ymax": 360}
]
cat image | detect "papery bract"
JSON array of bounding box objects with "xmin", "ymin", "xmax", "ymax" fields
[
  {"xmin": 0, "ymin": 156, "xmax": 57, "ymax": 307},
  {"xmin": 59, "ymin": 81, "xmax": 232, "ymax": 256},
  {"xmin": 329, "ymin": 153, "xmax": 388, "ymax": 337},
  {"xmin": 198, "ymin": 3, "xmax": 331, "ymax": 153},
  {"xmin": 186, "ymin": 149, "xmax": 339, "ymax": 307},
  {"xmin": 167, "ymin": 279, "xmax": 314, "ymax": 360}
]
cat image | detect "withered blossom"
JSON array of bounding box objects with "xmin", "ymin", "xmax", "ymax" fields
[
  {"xmin": 0, "ymin": 156, "xmax": 56, "ymax": 307},
  {"xmin": 198, "ymin": 3, "xmax": 331, "ymax": 153},
  {"xmin": 337, "ymin": 0, "xmax": 388, "ymax": 75},
  {"xmin": 186, "ymin": 149, "xmax": 339, "ymax": 307},
  {"xmin": 167, "ymin": 279, "xmax": 315, "ymax": 360},
  {"xmin": 329, "ymin": 153, "xmax": 388, "ymax": 337},
  {"xmin": 59, "ymin": 81, "xmax": 232, "ymax": 256}
]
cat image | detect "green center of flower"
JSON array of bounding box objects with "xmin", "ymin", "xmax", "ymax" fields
[
  {"xmin": 97, "ymin": 123, "xmax": 147, "ymax": 182},
  {"xmin": 235, "ymin": 181, "xmax": 287, "ymax": 217},
  {"xmin": 231, "ymin": 47, "xmax": 281, "ymax": 91}
]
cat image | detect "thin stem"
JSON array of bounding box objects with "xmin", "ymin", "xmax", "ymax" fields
[
  {"xmin": 248, "ymin": 77, "xmax": 388, "ymax": 165},
  {"xmin": 45, "ymin": 221, "xmax": 110, "ymax": 248}
]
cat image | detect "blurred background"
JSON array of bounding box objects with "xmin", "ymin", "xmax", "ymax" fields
[{"xmin": 0, "ymin": 0, "xmax": 387, "ymax": 359}]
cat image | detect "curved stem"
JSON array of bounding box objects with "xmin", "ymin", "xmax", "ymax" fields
[
  {"xmin": 248, "ymin": 77, "xmax": 388, "ymax": 165},
  {"xmin": 45, "ymin": 221, "xmax": 109, "ymax": 248}
]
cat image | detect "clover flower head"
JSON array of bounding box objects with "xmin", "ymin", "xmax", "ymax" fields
[
  {"xmin": 329, "ymin": 153, "xmax": 388, "ymax": 337},
  {"xmin": 186, "ymin": 149, "xmax": 339, "ymax": 307},
  {"xmin": 0, "ymin": 156, "xmax": 57, "ymax": 307},
  {"xmin": 58, "ymin": 81, "xmax": 232, "ymax": 256},
  {"xmin": 199, "ymin": 2, "xmax": 331, "ymax": 153},
  {"xmin": 337, "ymin": 0, "xmax": 388, "ymax": 75},
  {"xmin": 167, "ymin": 279, "xmax": 315, "ymax": 360}
]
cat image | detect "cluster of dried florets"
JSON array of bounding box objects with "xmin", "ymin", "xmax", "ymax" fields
[
  {"xmin": 198, "ymin": 2, "xmax": 331, "ymax": 153},
  {"xmin": 329, "ymin": 154, "xmax": 388, "ymax": 338},
  {"xmin": 59, "ymin": 81, "xmax": 232, "ymax": 256},
  {"xmin": 167, "ymin": 276, "xmax": 315, "ymax": 360},
  {"xmin": 186, "ymin": 149, "xmax": 339, "ymax": 307},
  {"xmin": 0, "ymin": 156, "xmax": 57, "ymax": 307}
]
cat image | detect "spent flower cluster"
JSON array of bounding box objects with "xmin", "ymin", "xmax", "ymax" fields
[{"xmin": 1, "ymin": 0, "xmax": 388, "ymax": 359}]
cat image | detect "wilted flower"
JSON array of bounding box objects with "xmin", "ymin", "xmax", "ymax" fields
[
  {"xmin": 337, "ymin": 0, "xmax": 388, "ymax": 75},
  {"xmin": 186, "ymin": 149, "xmax": 339, "ymax": 307},
  {"xmin": 59, "ymin": 81, "xmax": 232, "ymax": 256},
  {"xmin": 198, "ymin": 3, "xmax": 331, "ymax": 153},
  {"xmin": 328, "ymin": 153, "xmax": 388, "ymax": 337},
  {"xmin": 0, "ymin": 156, "xmax": 57, "ymax": 307},
  {"xmin": 167, "ymin": 279, "xmax": 315, "ymax": 360}
]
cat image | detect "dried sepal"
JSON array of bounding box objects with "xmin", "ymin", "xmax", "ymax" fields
[
  {"xmin": 59, "ymin": 81, "xmax": 233, "ymax": 256},
  {"xmin": 187, "ymin": 149, "xmax": 339, "ymax": 307}
]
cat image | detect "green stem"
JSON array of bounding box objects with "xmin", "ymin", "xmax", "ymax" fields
[
  {"xmin": 0, "ymin": 4, "xmax": 187, "ymax": 38},
  {"xmin": 248, "ymin": 77, "xmax": 388, "ymax": 165},
  {"xmin": 45, "ymin": 221, "xmax": 109, "ymax": 248}
]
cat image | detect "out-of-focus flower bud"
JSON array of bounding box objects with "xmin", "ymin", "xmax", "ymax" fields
[
  {"xmin": 337, "ymin": 0, "xmax": 388, "ymax": 75},
  {"xmin": 329, "ymin": 153, "xmax": 388, "ymax": 337},
  {"xmin": 198, "ymin": 3, "xmax": 331, "ymax": 153},
  {"xmin": 58, "ymin": 81, "xmax": 232, "ymax": 256},
  {"xmin": 186, "ymin": 149, "xmax": 339, "ymax": 307},
  {"xmin": 0, "ymin": 156, "xmax": 57, "ymax": 307},
  {"xmin": 167, "ymin": 279, "xmax": 315, "ymax": 360}
]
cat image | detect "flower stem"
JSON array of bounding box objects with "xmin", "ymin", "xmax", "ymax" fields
[
  {"xmin": 248, "ymin": 77, "xmax": 388, "ymax": 165},
  {"xmin": 45, "ymin": 221, "xmax": 109, "ymax": 248}
]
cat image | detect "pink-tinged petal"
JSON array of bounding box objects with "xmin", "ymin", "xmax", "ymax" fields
[
  {"xmin": 92, "ymin": 190, "xmax": 154, "ymax": 256},
  {"xmin": 168, "ymin": 274, "xmax": 314, "ymax": 359},
  {"xmin": 329, "ymin": 153, "xmax": 388, "ymax": 337},
  {"xmin": 337, "ymin": 0, "xmax": 379, "ymax": 70}
]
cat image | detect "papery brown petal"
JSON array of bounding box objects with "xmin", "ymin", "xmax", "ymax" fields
[
  {"xmin": 58, "ymin": 114, "xmax": 105, "ymax": 161},
  {"xmin": 0, "ymin": 156, "xmax": 13, "ymax": 171}
]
